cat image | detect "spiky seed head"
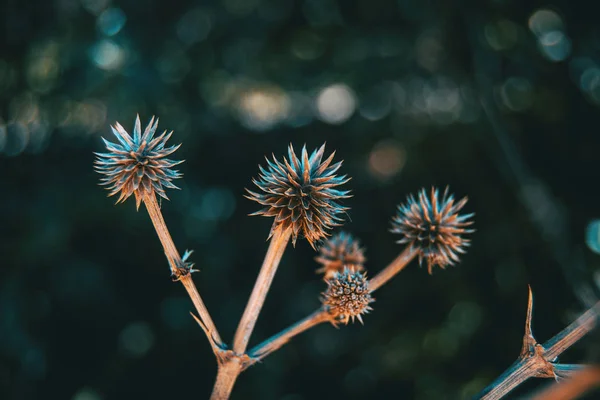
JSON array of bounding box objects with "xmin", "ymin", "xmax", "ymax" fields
[
  {"xmin": 321, "ymin": 267, "xmax": 373, "ymax": 325},
  {"xmin": 94, "ymin": 115, "xmax": 183, "ymax": 209},
  {"xmin": 391, "ymin": 186, "xmax": 474, "ymax": 274},
  {"xmin": 246, "ymin": 143, "xmax": 351, "ymax": 248},
  {"xmin": 315, "ymin": 231, "xmax": 366, "ymax": 279}
]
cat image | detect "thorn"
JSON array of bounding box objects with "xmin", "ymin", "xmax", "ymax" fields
[
  {"xmin": 525, "ymin": 284, "xmax": 534, "ymax": 338},
  {"xmin": 190, "ymin": 312, "xmax": 225, "ymax": 355},
  {"xmin": 191, "ymin": 311, "xmax": 208, "ymax": 332},
  {"xmin": 520, "ymin": 284, "xmax": 537, "ymax": 359}
]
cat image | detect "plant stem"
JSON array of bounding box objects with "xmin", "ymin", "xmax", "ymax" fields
[
  {"xmin": 232, "ymin": 226, "xmax": 292, "ymax": 354},
  {"xmin": 143, "ymin": 193, "xmax": 180, "ymax": 275},
  {"xmin": 248, "ymin": 308, "xmax": 331, "ymax": 363},
  {"xmin": 479, "ymin": 357, "xmax": 538, "ymax": 400},
  {"xmin": 543, "ymin": 303, "xmax": 599, "ymax": 362},
  {"xmin": 368, "ymin": 245, "xmax": 418, "ymax": 291},
  {"xmin": 476, "ymin": 292, "xmax": 600, "ymax": 400},
  {"xmin": 210, "ymin": 360, "xmax": 242, "ymax": 400},
  {"xmin": 143, "ymin": 193, "xmax": 222, "ymax": 346}
]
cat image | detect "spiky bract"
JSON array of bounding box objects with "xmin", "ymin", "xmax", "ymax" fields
[
  {"xmin": 94, "ymin": 115, "xmax": 183, "ymax": 209},
  {"xmin": 322, "ymin": 267, "xmax": 373, "ymax": 325},
  {"xmin": 315, "ymin": 231, "xmax": 366, "ymax": 279},
  {"xmin": 246, "ymin": 144, "xmax": 351, "ymax": 248},
  {"xmin": 391, "ymin": 187, "xmax": 474, "ymax": 274}
]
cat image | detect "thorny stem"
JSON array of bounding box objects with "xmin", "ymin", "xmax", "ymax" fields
[
  {"xmin": 143, "ymin": 193, "xmax": 223, "ymax": 348},
  {"xmin": 247, "ymin": 308, "xmax": 331, "ymax": 364},
  {"xmin": 232, "ymin": 226, "xmax": 293, "ymax": 354},
  {"xmin": 477, "ymin": 287, "xmax": 600, "ymax": 400},
  {"xmin": 369, "ymin": 245, "xmax": 418, "ymax": 291}
]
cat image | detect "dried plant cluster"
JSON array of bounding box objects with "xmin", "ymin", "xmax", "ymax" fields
[
  {"xmin": 94, "ymin": 116, "xmax": 182, "ymax": 209},
  {"xmin": 322, "ymin": 267, "xmax": 373, "ymax": 325},
  {"xmin": 315, "ymin": 231, "xmax": 366, "ymax": 278},
  {"xmin": 391, "ymin": 187, "xmax": 474, "ymax": 274},
  {"xmin": 95, "ymin": 116, "xmax": 600, "ymax": 400},
  {"xmin": 245, "ymin": 143, "xmax": 350, "ymax": 247}
]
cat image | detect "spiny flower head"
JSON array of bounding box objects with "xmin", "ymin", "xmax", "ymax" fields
[
  {"xmin": 246, "ymin": 143, "xmax": 351, "ymax": 248},
  {"xmin": 391, "ymin": 186, "xmax": 474, "ymax": 274},
  {"xmin": 94, "ymin": 115, "xmax": 183, "ymax": 209},
  {"xmin": 315, "ymin": 231, "xmax": 366, "ymax": 279},
  {"xmin": 322, "ymin": 267, "xmax": 373, "ymax": 325}
]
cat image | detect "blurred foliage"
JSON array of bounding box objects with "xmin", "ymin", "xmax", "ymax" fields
[{"xmin": 1, "ymin": 0, "xmax": 600, "ymax": 399}]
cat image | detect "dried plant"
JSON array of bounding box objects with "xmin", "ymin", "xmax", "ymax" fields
[
  {"xmin": 390, "ymin": 186, "xmax": 474, "ymax": 274},
  {"xmin": 315, "ymin": 231, "xmax": 366, "ymax": 279},
  {"xmin": 476, "ymin": 287, "xmax": 600, "ymax": 399},
  {"xmin": 321, "ymin": 267, "xmax": 373, "ymax": 325},
  {"xmin": 94, "ymin": 115, "xmax": 598, "ymax": 399},
  {"xmin": 94, "ymin": 115, "xmax": 182, "ymax": 209},
  {"xmin": 95, "ymin": 115, "xmax": 223, "ymax": 355},
  {"xmin": 245, "ymin": 143, "xmax": 350, "ymax": 247}
]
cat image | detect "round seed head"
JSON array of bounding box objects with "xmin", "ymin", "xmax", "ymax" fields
[
  {"xmin": 94, "ymin": 115, "xmax": 183, "ymax": 209},
  {"xmin": 391, "ymin": 186, "xmax": 474, "ymax": 274},
  {"xmin": 322, "ymin": 267, "xmax": 373, "ymax": 325},
  {"xmin": 246, "ymin": 143, "xmax": 351, "ymax": 248},
  {"xmin": 315, "ymin": 231, "xmax": 366, "ymax": 279}
]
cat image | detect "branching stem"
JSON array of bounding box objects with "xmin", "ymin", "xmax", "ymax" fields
[
  {"xmin": 477, "ymin": 288, "xmax": 600, "ymax": 400},
  {"xmin": 210, "ymin": 227, "xmax": 422, "ymax": 399}
]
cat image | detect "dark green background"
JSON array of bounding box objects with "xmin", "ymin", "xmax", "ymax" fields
[{"xmin": 1, "ymin": 0, "xmax": 600, "ymax": 399}]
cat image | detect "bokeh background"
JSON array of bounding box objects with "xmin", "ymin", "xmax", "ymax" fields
[{"xmin": 2, "ymin": 0, "xmax": 600, "ymax": 399}]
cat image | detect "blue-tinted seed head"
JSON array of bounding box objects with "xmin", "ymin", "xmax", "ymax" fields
[{"xmin": 94, "ymin": 115, "xmax": 183, "ymax": 209}]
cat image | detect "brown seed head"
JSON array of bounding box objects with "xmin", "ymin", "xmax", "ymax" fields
[
  {"xmin": 315, "ymin": 231, "xmax": 366, "ymax": 279},
  {"xmin": 321, "ymin": 267, "xmax": 373, "ymax": 325},
  {"xmin": 246, "ymin": 143, "xmax": 351, "ymax": 248},
  {"xmin": 94, "ymin": 115, "xmax": 183, "ymax": 209},
  {"xmin": 391, "ymin": 187, "xmax": 474, "ymax": 274}
]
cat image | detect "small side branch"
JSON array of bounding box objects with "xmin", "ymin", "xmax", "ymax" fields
[
  {"xmin": 247, "ymin": 308, "xmax": 331, "ymax": 366},
  {"xmin": 369, "ymin": 246, "xmax": 418, "ymax": 291}
]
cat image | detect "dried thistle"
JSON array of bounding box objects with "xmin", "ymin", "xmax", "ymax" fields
[
  {"xmin": 94, "ymin": 115, "xmax": 183, "ymax": 209},
  {"xmin": 391, "ymin": 187, "xmax": 474, "ymax": 274},
  {"xmin": 322, "ymin": 267, "xmax": 373, "ymax": 325},
  {"xmin": 315, "ymin": 231, "xmax": 366, "ymax": 279},
  {"xmin": 246, "ymin": 143, "xmax": 351, "ymax": 248}
]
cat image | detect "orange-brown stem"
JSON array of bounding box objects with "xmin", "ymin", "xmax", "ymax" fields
[
  {"xmin": 368, "ymin": 245, "xmax": 418, "ymax": 291},
  {"xmin": 143, "ymin": 193, "xmax": 223, "ymax": 347},
  {"xmin": 210, "ymin": 361, "xmax": 242, "ymax": 400},
  {"xmin": 248, "ymin": 308, "xmax": 331, "ymax": 364},
  {"xmin": 232, "ymin": 226, "xmax": 292, "ymax": 354}
]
